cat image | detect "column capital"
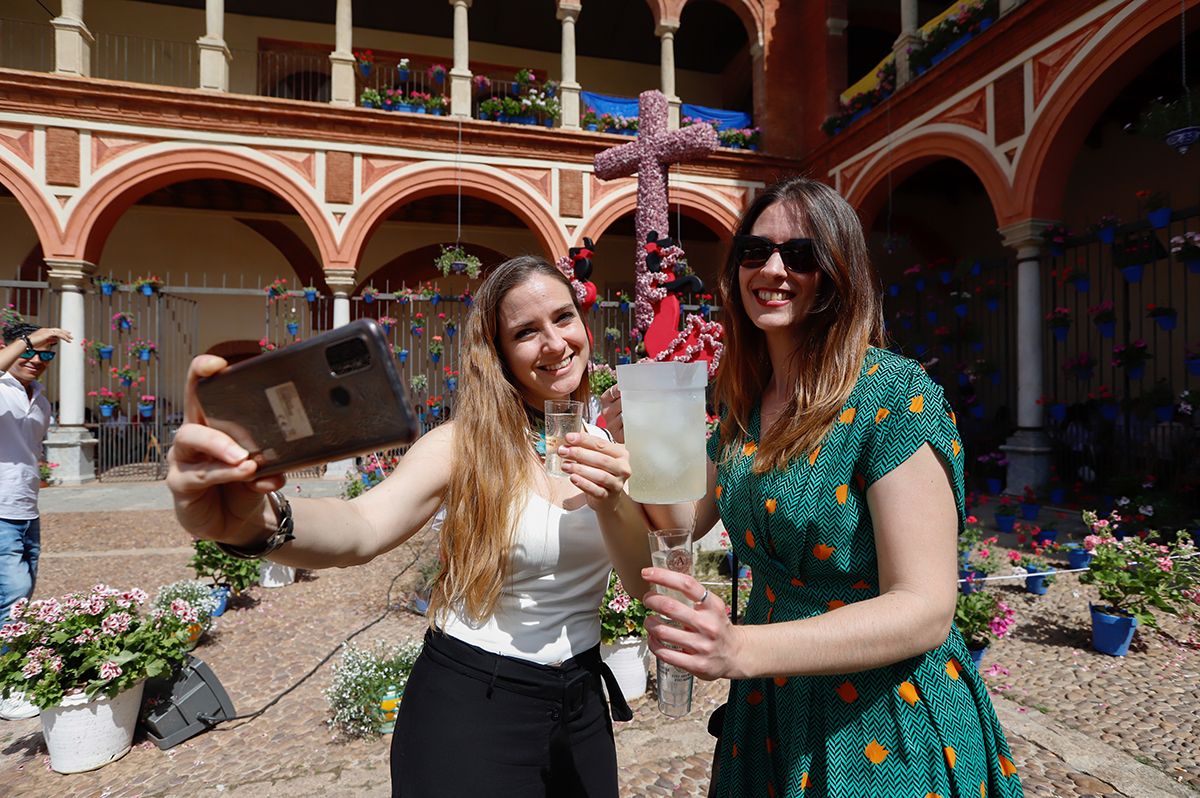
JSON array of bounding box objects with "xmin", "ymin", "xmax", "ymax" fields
[
  {"xmin": 448, "ymin": 0, "xmax": 472, "ymax": 7},
  {"xmin": 44, "ymin": 259, "xmax": 96, "ymax": 291},
  {"xmin": 827, "ymin": 17, "xmax": 849, "ymax": 35},
  {"xmin": 998, "ymin": 219, "xmax": 1054, "ymax": 254},
  {"xmin": 324, "ymin": 270, "xmax": 357, "ymax": 293},
  {"xmin": 655, "ymin": 20, "xmax": 680, "ymax": 37},
  {"xmin": 556, "ymin": 2, "xmax": 581, "ymax": 22}
]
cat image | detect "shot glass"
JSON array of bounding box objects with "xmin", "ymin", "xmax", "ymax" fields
[
  {"xmin": 648, "ymin": 527, "xmax": 695, "ymax": 717},
  {"xmin": 544, "ymin": 399, "xmax": 584, "ymax": 477}
]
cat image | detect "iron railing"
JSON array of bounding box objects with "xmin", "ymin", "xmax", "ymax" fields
[{"xmin": 0, "ymin": 18, "xmax": 54, "ymax": 73}]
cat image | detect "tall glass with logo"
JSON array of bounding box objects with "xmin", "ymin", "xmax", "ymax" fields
[{"xmin": 648, "ymin": 527, "xmax": 695, "ymax": 717}]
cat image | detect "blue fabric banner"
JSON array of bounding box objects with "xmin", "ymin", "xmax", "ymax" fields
[{"xmin": 579, "ymin": 92, "xmax": 753, "ymax": 130}]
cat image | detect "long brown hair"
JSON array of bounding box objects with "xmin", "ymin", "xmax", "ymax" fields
[
  {"xmin": 715, "ymin": 176, "xmax": 885, "ymax": 473},
  {"xmin": 430, "ymin": 256, "xmax": 591, "ymax": 624}
]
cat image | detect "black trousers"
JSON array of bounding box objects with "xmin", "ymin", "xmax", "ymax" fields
[{"xmin": 391, "ymin": 630, "xmax": 631, "ymax": 797}]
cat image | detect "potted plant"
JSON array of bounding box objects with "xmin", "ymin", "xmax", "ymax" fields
[
  {"xmin": 189, "ymin": 539, "xmax": 260, "ymax": 600},
  {"xmin": 128, "ymin": 338, "xmax": 157, "ymax": 362},
  {"xmin": 603, "ymin": 326, "xmax": 622, "ymax": 344},
  {"xmin": 1089, "ymin": 384, "xmax": 1119, "ymax": 421},
  {"xmin": 444, "ymin": 317, "xmax": 458, "ymax": 339},
  {"xmin": 1088, "ymin": 300, "xmax": 1116, "ymax": 338},
  {"xmin": 428, "ymin": 335, "xmax": 443, "ymax": 365},
  {"xmin": 82, "ymin": 338, "xmax": 113, "ymax": 364},
  {"xmin": 110, "ymin": 364, "xmax": 142, "ymax": 388},
  {"xmin": 598, "ymin": 571, "xmax": 649, "ymax": 701},
  {"xmin": 359, "ymin": 87, "xmax": 381, "ymax": 109},
  {"xmin": 428, "ymin": 63, "xmax": 447, "ymax": 85},
  {"xmin": 132, "ymin": 274, "xmax": 164, "ymax": 296},
  {"xmin": 1188, "ymin": 344, "xmax": 1200, "ymax": 377},
  {"xmin": 1136, "ymin": 189, "xmax": 1172, "ymax": 229},
  {"xmin": 0, "ymin": 585, "xmax": 192, "ymax": 773},
  {"xmin": 111, "ymin": 311, "xmax": 135, "ymax": 332},
  {"xmin": 1019, "ymin": 485, "xmax": 1040, "ymax": 521},
  {"xmin": 434, "ymin": 244, "xmax": 482, "ymax": 278},
  {"xmin": 1112, "ymin": 340, "xmax": 1151, "ymax": 380},
  {"xmin": 1133, "ymin": 88, "xmax": 1200, "ymax": 155},
  {"xmin": 411, "ymin": 312, "xmax": 425, "ymax": 337},
  {"xmin": 478, "ymin": 96, "xmax": 503, "ymax": 121},
  {"xmin": 395, "ymin": 346, "xmax": 409, "ymax": 364},
  {"xmin": 95, "ymin": 275, "xmax": 122, "ymax": 296},
  {"xmin": 514, "ymin": 67, "xmax": 536, "ymax": 88},
  {"xmin": 1170, "ymin": 231, "xmax": 1200, "ymax": 273},
  {"xmin": 360, "ymin": 286, "xmax": 378, "ymax": 304},
  {"xmin": 425, "ymin": 93, "xmax": 448, "ymax": 116},
  {"xmin": 443, "ymin": 366, "xmax": 459, "ymax": 393},
  {"xmin": 616, "ymin": 346, "xmax": 632, "ymax": 365},
  {"xmin": 325, "ymin": 640, "xmax": 423, "ymax": 738},
  {"xmin": 1114, "ymin": 232, "xmax": 1167, "ymax": 282},
  {"xmin": 396, "ymin": 57, "xmax": 410, "ymax": 82},
  {"xmin": 993, "ymin": 495, "xmax": 1016, "ymax": 533},
  {"xmin": 1145, "ymin": 303, "xmax": 1177, "ymax": 332},
  {"xmin": 88, "ymin": 386, "xmax": 124, "ymax": 418},
  {"xmin": 1143, "ymin": 379, "xmax": 1176, "ymax": 423},
  {"xmin": 1062, "ymin": 352, "xmax": 1095, "ymax": 382},
  {"xmin": 472, "ymin": 74, "xmax": 491, "ymax": 94},
  {"xmin": 1090, "ymin": 213, "xmax": 1121, "ymax": 244},
  {"xmin": 1045, "ymin": 307, "xmax": 1071, "ymax": 342},
  {"xmin": 1040, "ymin": 222, "xmax": 1070, "ymax": 256},
  {"xmin": 426, "ymin": 394, "xmax": 443, "ymax": 419},
  {"xmin": 958, "ymin": 514, "xmax": 984, "ymax": 572},
  {"xmin": 410, "ymin": 373, "xmax": 428, "ymax": 393},
  {"xmin": 960, "ymin": 535, "xmax": 1004, "ymax": 594},
  {"xmin": 953, "ymin": 590, "xmax": 1014, "ymax": 666},
  {"xmin": 259, "ymin": 338, "xmax": 277, "ymax": 353},
  {"xmin": 581, "ymin": 105, "xmax": 600, "ymax": 131},
  {"xmin": 137, "ymin": 394, "xmax": 156, "ymax": 419},
  {"xmin": 1078, "ymin": 515, "xmax": 1197, "ymax": 655},
  {"xmin": 152, "ymin": 580, "xmax": 220, "ymax": 649},
  {"xmin": 354, "ymin": 49, "xmax": 374, "ymax": 77}
]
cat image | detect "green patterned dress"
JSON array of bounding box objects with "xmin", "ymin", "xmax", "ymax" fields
[{"xmin": 709, "ymin": 347, "xmax": 1023, "ymax": 798}]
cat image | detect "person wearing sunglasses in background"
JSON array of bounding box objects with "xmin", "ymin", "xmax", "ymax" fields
[
  {"xmin": 0, "ymin": 320, "xmax": 71, "ymax": 721},
  {"xmin": 602, "ymin": 177, "xmax": 1022, "ymax": 797}
]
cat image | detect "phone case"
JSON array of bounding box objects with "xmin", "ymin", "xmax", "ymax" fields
[{"xmin": 196, "ymin": 319, "xmax": 419, "ymax": 476}]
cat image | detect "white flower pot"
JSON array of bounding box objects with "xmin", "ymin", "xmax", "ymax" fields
[
  {"xmin": 259, "ymin": 561, "xmax": 296, "ymax": 588},
  {"xmin": 41, "ymin": 681, "xmax": 145, "ymax": 773},
  {"xmin": 600, "ymin": 636, "xmax": 648, "ymax": 702}
]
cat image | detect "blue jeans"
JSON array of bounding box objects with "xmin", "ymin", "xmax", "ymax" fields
[{"xmin": 0, "ymin": 517, "xmax": 40, "ymax": 625}]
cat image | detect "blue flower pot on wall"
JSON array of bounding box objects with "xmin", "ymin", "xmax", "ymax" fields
[
  {"xmin": 1187, "ymin": 357, "xmax": 1200, "ymax": 377},
  {"xmin": 1098, "ymin": 226, "xmax": 1116, "ymax": 244},
  {"xmin": 1071, "ymin": 277, "xmax": 1090, "ymax": 293},
  {"xmin": 985, "ymin": 477, "xmax": 1003, "ymax": 495},
  {"xmin": 953, "ymin": 303, "xmax": 968, "ymax": 318},
  {"xmin": 1154, "ymin": 315, "xmax": 1177, "ymax": 332},
  {"xmin": 1099, "ymin": 402, "xmax": 1119, "ymax": 422},
  {"xmin": 1090, "ymin": 604, "xmax": 1138, "ymax": 656},
  {"xmin": 1024, "ymin": 567, "xmax": 1054, "ymax": 595},
  {"xmin": 286, "ymin": 322, "xmax": 299, "ymax": 336},
  {"xmin": 1154, "ymin": 405, "xmax": 1173, "ymax": 423},
  {"xmin": 985, "ymin": 298, "xmax": 999, "ymax": 312},
  {"xmin": 1185, "ymin": 258, "xmax": 1200, "ymax": 274},
  {"xmin": 1048, "ymin": 403, "xmax": 1067, "ymax": 423},
  {"xmin": 1126, "ymin": 364, "xmax": 1145, "ymax": 380},
  {"xmin": 99, "ymin": 346, "xmax": 113, "ymax": 360},
  {"xmin": 1147, "ymin": 207, "xmax": 1171, "ymax": 229},
  {"xmin": 1052, "ymin": 325, "xmax": 1069, "ymax": 342},
  {"xmin": 1120, "ymin": 264, "xmax": 1144, "ymax": 283},
  {"xmin": 994, "ymin": 512, "xmax": 1015, "ymax": 533},
  {"xmin": 1095, "ymin": 321, "xmax": 1115, "ymax": 338},
  {"xmin": 101, "ymin": 283, "xmax": 115, "ymax": 296}
]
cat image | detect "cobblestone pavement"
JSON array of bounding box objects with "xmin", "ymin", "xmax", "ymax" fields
[{"xmin": 0, "ymin": 500, "xmax": 1194, "ymax": 796}]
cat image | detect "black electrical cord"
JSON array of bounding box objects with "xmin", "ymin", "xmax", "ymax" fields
[{"xmin": 198, "ymin": 548, "xmax": 423, "ymax": 728}]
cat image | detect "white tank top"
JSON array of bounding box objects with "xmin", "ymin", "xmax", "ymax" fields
[{"xmin": 440, "ymin": 427, "xmax": 614, "ymax": 665}]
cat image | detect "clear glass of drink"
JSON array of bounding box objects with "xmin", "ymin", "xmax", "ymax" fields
[
  {"xmin": 616, "ymin": 362, "xmax": 708, "ymax": 504},
  {"xmin": 648, "ymin": 527, "xmax": 695, "ymax": 717},
  {"xmin": 544, "ymin": 399, "xmax": 584, "ymax": 477}
]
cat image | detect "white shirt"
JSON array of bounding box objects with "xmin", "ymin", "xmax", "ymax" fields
[
  {"xmin": 440, "ymin": 425, "xmax": 613, "ymax": 664},
  {"xmin": 0, "ymin": 370, "xmax": 51, "ymax": 520}
]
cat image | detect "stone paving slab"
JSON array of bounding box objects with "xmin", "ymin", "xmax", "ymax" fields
[{"xmin": 0, "ymin": 506, "xmax": 1194, "ymax": 797}]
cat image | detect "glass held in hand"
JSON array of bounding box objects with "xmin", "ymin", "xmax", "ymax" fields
[
  {"xmin": 544, "ymin": 399, "xmax": 584, "ymax": 477},
  {"xmin": 647, "ymin": 527, "xmax": 695, "ymax": 717}
]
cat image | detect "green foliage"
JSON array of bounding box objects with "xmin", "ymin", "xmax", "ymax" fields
[
  {"xmin": 152, "ymin": 580, "xmax": 220, "ymax": 629},
  {"xmin": 598, "ymin": 571, "xmax": 647, "ymax": 644},
  {"xmin": 190, "ymin": 540, "xmax": 261, "ymax": 595},
  {"xmin": 325, "ymin": 640, "xmax": 423, "ymax": 739},
  {"xmin": 589, "ymin": 365, "xmax": 617, "ymax": 397},
  {"xmin": 1077, "ymin": 518, "xmax": 1197, "ymax": 628},
  {"xmin": 954, "ymin": 590, "xmax": 1014, "ymax": 650},
  {"xmin": 0, "ymin": 585, "xmax": 191, "ymax": 710}
]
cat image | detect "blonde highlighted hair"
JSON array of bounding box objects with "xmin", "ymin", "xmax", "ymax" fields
[
  {"xmin": 429, "ymin": 256, "xmax": 591, "ymax": 625},
  {"xmin": 715, "ymin": 177, "xmax": 885, "ymax": 473}
]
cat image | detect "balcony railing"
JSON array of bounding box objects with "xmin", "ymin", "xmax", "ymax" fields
[
  {"xmin": 0, "ymin": 18, "xmax": 55, "ymax": 74},
  {"xmin": 93, "ymin": 31, "xmax": 197, "ymax": 88}
]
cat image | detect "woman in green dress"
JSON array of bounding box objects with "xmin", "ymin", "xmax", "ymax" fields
[{"xmin": 604, "ymin": 177, "xmax": 1023, "ymax": 798}]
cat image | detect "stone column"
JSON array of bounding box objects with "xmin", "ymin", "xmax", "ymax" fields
[
  {"xmin": 998, "ymin": 220, "xmax": 1053, "ymax": 494},
  {"xmin": 657, "ymin": 20, "xmax": 681, "ymax": 129},
  {"xmin": 448, "ymin": 0, "xmax": 474, "ymax": 118},
  {"xmin": 52, "ymin": 0, "xmax": 94, "ymax": 77},
  {"xmin": 557, "ymin": 2, "xmax": 582, "ymax": 130},
  {"xmin": 329, "ymin": 0, "xmax": 355, "ymax": 107},
  {"xmin": 197, "ymin": 0, "xmax": 231, "ymax": 91},
  {"xmin": 999, "ymin": 0, "xmax": 1022, "ymax": 15},
  {"xmin": 323, "ymin": 270, "xmax": 356, "ymax": 479},
  {"xmin": 826, "ymin": 16, "xmax": 849, "ymax": 117},
  {"xmin": 892, "ymin": 0, "xmax": 920, "ymax": 87},
  {"xmin": 43, "ymin": 260, "xmax": 98, "ymax": 485}
]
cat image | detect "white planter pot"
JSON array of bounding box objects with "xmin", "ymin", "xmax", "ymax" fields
[
  {"xmin": 41, "ymin": 681, "xmax": 145, "ymax": 773},
  {"xmin": 600, "ymin": 636, "xmax": 648, "ymax": 702},
  {"xmin": 259, "ymin": 561, "xmax": 296, "ymax": 588}
]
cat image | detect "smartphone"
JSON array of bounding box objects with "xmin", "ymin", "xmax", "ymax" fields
[{"xmin": 196, "ymin": 319, "xmax": 419, "ymax": 476}]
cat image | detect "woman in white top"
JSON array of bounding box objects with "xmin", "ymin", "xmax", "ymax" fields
[{"xmin": 166, "ymin": 256, "xmax": 651, "ymax": 797}]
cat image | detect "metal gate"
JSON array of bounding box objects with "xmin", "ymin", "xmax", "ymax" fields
[{"xmin": 84, "ymin": 285, "xmax": 198, "ymax": 481}]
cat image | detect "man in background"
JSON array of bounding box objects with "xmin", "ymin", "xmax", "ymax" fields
[{"xmin": 0, "ymin": 319, "xmax": 71, "ymax": 720}]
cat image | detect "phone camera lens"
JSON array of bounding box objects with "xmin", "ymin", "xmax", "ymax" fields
[{"xmin": 330, "ymin": 386, "xmax": 351, "ymax": 407}]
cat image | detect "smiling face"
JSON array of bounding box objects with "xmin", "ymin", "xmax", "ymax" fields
[
  {"xmin": 6, "ymin": 341, "xmax": 53, "ymax": 387},
  {"xmin": 737, "ymin": 201, "xmax": 823, "ymax": 339},
  {"xmin": 495, "ymin": 273, "xmax": 590, "ymax": 407}
]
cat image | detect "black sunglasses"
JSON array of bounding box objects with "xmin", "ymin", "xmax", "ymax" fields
[
  {"xmin": 18, "ymin": 349, "xmax": 56, "ymax": 362},
  {"xmin": 733, "ymin": 235, "xmax": 819, "ymax": 273}
]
